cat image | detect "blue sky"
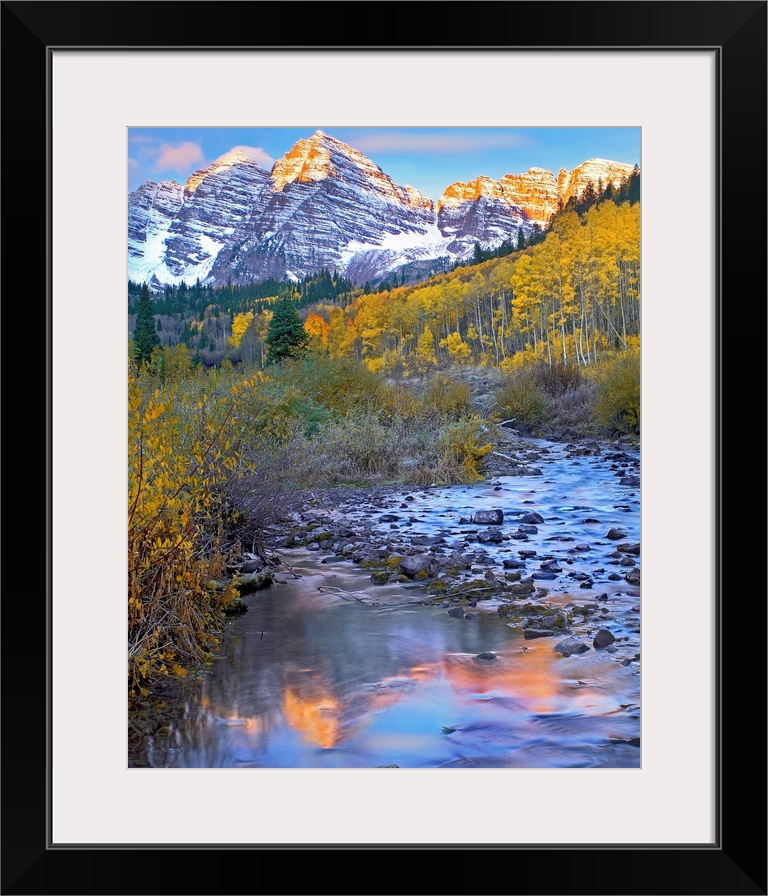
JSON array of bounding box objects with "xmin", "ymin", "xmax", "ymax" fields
[{"xmin": 128, "ymin": 127, "xmax": 640, "ymax": 201}]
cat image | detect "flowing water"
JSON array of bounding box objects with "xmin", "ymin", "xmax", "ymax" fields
[{"xmin": 138, "ymin": 438, "xmax": 641, "ymax": 769}]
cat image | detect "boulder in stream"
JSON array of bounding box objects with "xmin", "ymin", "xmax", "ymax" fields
[
  {"xmin": 472, "ymin": 509, "xmax": 504, "ymax": 525},
  {"xmin": 593, "ymin": 629, "xmax": 617, "ymax": 648},
  {"xmin": 554, "ymin": 637, "xmax": 590, "ymax": 657},
  {"xmin": 399, "ymin": 554, "xmax": 435, "ymax": 578}
]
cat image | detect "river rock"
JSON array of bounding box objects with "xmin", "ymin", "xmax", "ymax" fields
[
  {"xmin": 593, "ymin": 629, "xmax": 616, "ymax": 648},
  {"xmin": 473, "ymin": 509, "xmax": 504, "ymax": 525},
  {"xmin": 520, "ymin": 511, "xmax": 545, "ymax": 524},
  {"xmin": 236, "ymin": 572, "xmax": 274, "ymax": 594},
  {"xmin": 617, "ymin": 542, "xmax": 641, "ymax": 555},
  {"xmin": 399, "ymin": 554, "xmax": 435, "ymax": 578},
  {"xmin": 475, "ymin": 652, "xmax": 497, "ymax": 661},
  {"xmin": 447, "ymin": 607, "xmax": 465, "ymax": 618},
  {"xmin": 619, "ymin": 475, "xmax": 641, "ymax": 487},
  {"xmin": 554, "ymin": 637, "xmax": 590, "ymax": 656},
  {"xmin": 625, "ymin": 568, "xmax": 641, "ymax": 585},
  {"xmin": 540, "ymin": 560, "xmax": 562, "ymax": 572},
  {"xmin": 523, "ymin": 628, "xmax": 555, "ymax": 639},
  {"xmin": 518, "ymin": 524, "xmax": 539, "ymax": 534},
  {"xmin": 478, "ymin": 528, "xmax": 504, "ymax": 544},
  {"xmin": 605, "ymin": 528, "xmax": 627, "ymax": 540},
  {"xmin": 241, "ymin": 557, "xmax": 265, "ymax": 573},
  {"xmin": 503, "ymin": 559, "xmax": 526, "ymax": 569}
]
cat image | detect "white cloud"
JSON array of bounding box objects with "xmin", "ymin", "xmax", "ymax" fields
[{"xmin": 230, "ymin": 145, "xmax": 274, "ymax": 168}]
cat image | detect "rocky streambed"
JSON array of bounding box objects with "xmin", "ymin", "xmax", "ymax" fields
[{"xmin": 133, "ymin": 431, "xmax": 642, "ymax": 769}]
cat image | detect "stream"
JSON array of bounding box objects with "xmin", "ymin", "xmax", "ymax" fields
[{"xmin": 134, "ymin": 436, "xmax": 641, "ymax": 769}]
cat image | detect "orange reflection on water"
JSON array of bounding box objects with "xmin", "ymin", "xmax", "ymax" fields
[
  {"xmin": 438, "ymin": 643, "xmax": 562, "ymax": 713},
  {"xmin": 283, "ymin": 677, "xmax": 341, "ymax": 748}
]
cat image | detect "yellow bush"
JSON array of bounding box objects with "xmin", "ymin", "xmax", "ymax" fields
[
  {"xmin": 128, "ymin": 364, "xmax": 265, "ymax": 697},
  {"xmin": 586, "ymin": 345, "xmax": 640, "ymax": 435}
]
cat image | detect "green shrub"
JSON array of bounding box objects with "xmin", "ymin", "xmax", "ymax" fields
[
  {"xmin": 492, "ymin": 367, "xmax": 548, "ymax": 430},
  {"xmin": 424, "ymin": 373, "xmax": 472, "ymax": 418},
  {"xmin": 588, "ymin": 347, "xmax": 640, "ymax": 435}
]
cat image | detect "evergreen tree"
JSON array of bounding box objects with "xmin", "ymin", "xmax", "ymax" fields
[
  {"xmin": 516, "ymin": 228, "xmax": 526, "ymax": 251},
  {"xmin": 265, "ymin": 299, "xmax": 308, "ymax": 365},
  {"xmin": 133, "ymin": 282, "xmax": 160, "ymax": 364}
]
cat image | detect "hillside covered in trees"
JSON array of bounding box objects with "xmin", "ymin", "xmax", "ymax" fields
[
  {"xmin": 128, "ymin": 174, "xmax": 641, "ymax": 702},
  {"xmin": 129, "ymin": 171, "xmax": 639, "ymax": 375}
]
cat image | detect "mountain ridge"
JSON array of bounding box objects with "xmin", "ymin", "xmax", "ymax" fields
[{"xmin": 128, "ymin": 131, "xmax": 637, "ymax": 289}]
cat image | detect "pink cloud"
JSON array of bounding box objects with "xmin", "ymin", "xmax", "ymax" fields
[{"xmin": 155, "ymin": 142, "xmax": 205, "ymax": 173}]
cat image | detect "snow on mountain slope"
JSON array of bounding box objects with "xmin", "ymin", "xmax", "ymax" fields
[{"xmin": 128, "ymin": 133, "xmax": 637, "ymax": 289}]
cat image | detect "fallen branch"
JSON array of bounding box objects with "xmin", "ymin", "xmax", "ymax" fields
[{"xmin": 317, "ymin": 585, "xmax": 368, "ymax": 603}]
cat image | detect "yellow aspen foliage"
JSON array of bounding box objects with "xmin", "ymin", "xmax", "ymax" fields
[
  {"xmin": 128, "ymin": 361, "xmax": 271, "ymax": 701},
  {"xmin": 440, "ymin": 331, "xmax": 471, "ymax": 362},
  {"xmin": 228, "ymin": 311, "xmax": 255, "ymax": 347},
  {"xmin": 417, "ymin": 324, "xmax": 437, "ymax": 367}
]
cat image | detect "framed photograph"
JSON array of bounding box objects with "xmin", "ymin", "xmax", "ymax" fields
[{"xmin": 5, "ymin": 2, "xmax": 765, "ymax": 893}]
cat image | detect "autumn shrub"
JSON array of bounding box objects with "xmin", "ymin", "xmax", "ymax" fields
[
  {"xmin": 410, "ymin": 416, "xmax": 491, "ymax": 485},
  {"xmin": 303, "ymin": 412, "xmax": 406, "ymax": 483},
  {"xmin": 491, "ymin": 367, "xmax": 548, "ymax": 431},
  {"xmin": 423, "ymin": 373, "xmax": 472, "ymax": 419},
  {"xmin": 127, "ymin": 363, "xmax": 306, "ymax": 699},
  {"xmin": 378, "ymin": 382, "xmax": 422, "ymax": 421},
  {"xmin": 128, "ymin": 366, "xmax": 242, "ymax": 698},
  {"xmin": 587, "ymin": 344, "xmax": 640, "ymax": 435},
  {"xmin": 275, "ymin": 354, "xmax": 384, "ymax": 415},
  {"xmin": 532, "ymin": 362, "xmax": 583, "ymax": 397},
  {"xmin": 545, "ymin": 381, "xmax": 598, "ymax": 435}
]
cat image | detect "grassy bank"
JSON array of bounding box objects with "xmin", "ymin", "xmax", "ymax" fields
[{"xmin": 128, "ymin": 347, "xmax": 640, "ymax": 700}]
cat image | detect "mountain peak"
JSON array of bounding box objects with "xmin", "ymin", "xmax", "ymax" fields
[
  {"xmin": 270, "ymin": 131, "xmax": 421, "ymax": 211},
  {"xmin": 183, "ymin": 148, "xmax": 264, "ymax": 197}
]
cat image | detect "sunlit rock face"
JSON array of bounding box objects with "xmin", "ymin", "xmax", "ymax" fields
[
  {"xmin": 210, "ymin": 131, "xmax": 439, "ymax": 285},
  {"xmin": 127, "ymin": 131, "xmax": 637, "ymax": 289},
  {"xmin": 437, "ymin": 174, "xmax": 530, "ymax": 253},
  {"xmin": 557, "ymin": 158, "xmax": 636, "ymax": 205},
  {"xmin": 436, "ymin": 160, "xmax": 636, "ymax": 248}
]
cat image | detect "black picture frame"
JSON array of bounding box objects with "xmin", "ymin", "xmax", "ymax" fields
[{"xmin": 3, "ymin": 2, "xmax": 765, "ymax": 894}]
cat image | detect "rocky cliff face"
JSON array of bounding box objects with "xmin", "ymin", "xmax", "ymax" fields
[
  {"xmin": 127, "ymin": 180, "xmax": 184, "ymax": 283},
  {"xmin": 436, "ymin": 159, "xmax": 635, "ymax": 248},
  {"xmin": 557, "ymin": 158, "xmax": 636, "ymax": 205},
  {"xmin": 128, "ymin": 133, "xmax": 636, "ymax": 289}
]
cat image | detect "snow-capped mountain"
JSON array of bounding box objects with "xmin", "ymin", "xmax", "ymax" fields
[{"xmin": 128, "ymin": 131, "xmax": 636, "ymax": 289}]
